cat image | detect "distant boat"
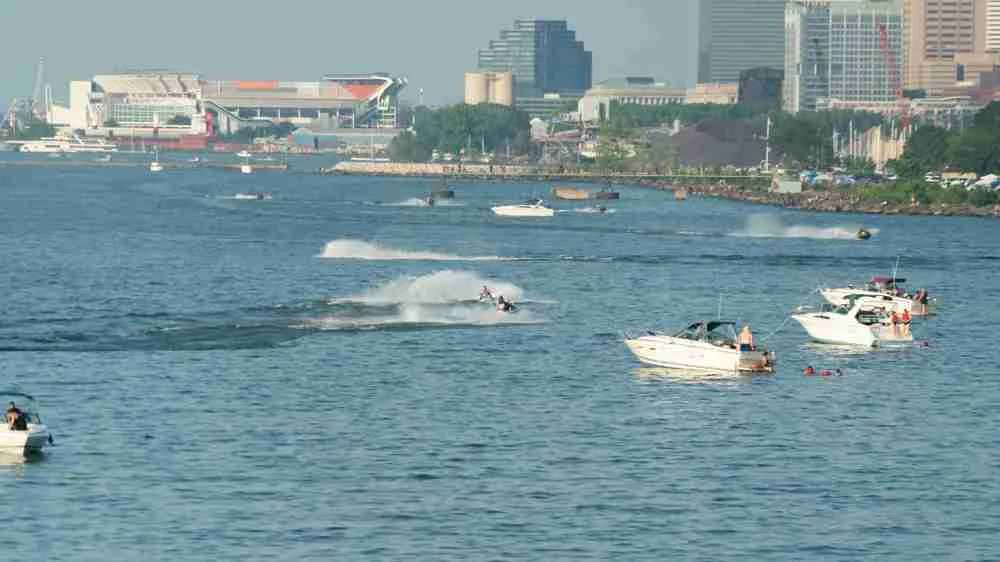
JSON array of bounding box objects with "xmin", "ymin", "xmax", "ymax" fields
[
  {"xmin": 492, "ymin": 198, "xmax": 556, "ymax": 217},
  {"xmin": 552, "ymin": 187, "xmax": 590, "ymax": 200},
  {"xmin": 595, "ymin": 189, "xmax": 620, "ymax": 200},
  {"xmin": 236, "ymin": 150, "xmax": 252, "ymax": 158},
  {"xmin": 674, "ymin": 189, "xmax": 688, "ymax": 201},
  {"xmin": 149, "ymin": 149, "xmax": 163, "ymax": 172}
]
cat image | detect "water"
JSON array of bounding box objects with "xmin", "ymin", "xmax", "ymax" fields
[{"xmin": 1, "ymin": 156, "xmax": 998, "ymax": 560}]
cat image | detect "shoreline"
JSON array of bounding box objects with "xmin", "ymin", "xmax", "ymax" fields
[
  {"xmin": 636, "ymin": 180, "xmax": 1000, "ymax": 218},
  {"xmin": 327, "ymin": 161, "xmax": 1000, "ymax": 218}
]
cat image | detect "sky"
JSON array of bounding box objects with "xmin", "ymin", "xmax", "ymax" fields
[{"xmin": 0, "ymin": 0, "xmax": 698, "ymax": 108}]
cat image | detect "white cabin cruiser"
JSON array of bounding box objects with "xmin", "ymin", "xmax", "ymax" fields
[
  {"xmin": 792, "ymin": 295, "xmax": 914, "ymax": 347},
  {"xmin": 491, "ymin": 198, "xmax": 555, "ymax": 217},
  {"xmin": 624, "ymin": 320, "xmax": 775, "ymax": 374},
  {"xmin": 821, "ymin": 276, "xmax": 927, "ymax": 316},
  {"xmin": 0, "ymin": 392, "xmax": 52, "ymax": 456}
]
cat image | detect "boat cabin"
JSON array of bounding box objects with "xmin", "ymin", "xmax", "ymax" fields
[{"xmin": 675, "ymin": 320, "xmax": 739, "ymax": 347}]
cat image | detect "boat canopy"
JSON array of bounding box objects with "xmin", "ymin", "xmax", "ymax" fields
[
  {"xmin": 675, "ymin": 320, "xmax": 737, "ymax": 339},
  {"xmin": 870, "ymin": 276, "xmax": 905, "ymax": 285},
  {"xmin": 523, "ymin": 198, "xmax": 543, "ymax": 205}
]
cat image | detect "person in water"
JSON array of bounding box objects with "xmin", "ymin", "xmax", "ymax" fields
[{"xmin": 6, "ymin": 402, "xmax": 26, "ymax": 431}]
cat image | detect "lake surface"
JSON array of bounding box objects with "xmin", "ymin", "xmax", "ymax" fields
[{"xmin": 1, "ymin": 154, "xmax": 998, "ymax": 560}]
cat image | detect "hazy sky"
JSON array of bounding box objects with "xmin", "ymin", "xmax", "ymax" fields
[{"xmin": 0, "ymin": 0, "xmax": 697, "ymax": 107}]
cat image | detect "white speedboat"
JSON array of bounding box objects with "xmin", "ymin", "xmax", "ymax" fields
[
  {"xmin": 624, "ymin": 320, "xmax": 775, "ymax": 374},
  {"xmin": 0, "ymin": 392, "xmax": 52, "ymax": 456},
  {"xmin": 236, "ymin": 150, "xmax": 252, "ymax": 158},
  {"xmin": 233, "ymin": 192, "xmax": 271, "ymax": 200},
  {"xmin": 491, "ymin": 198, "xmax": 555, "ymax": 217},
  {"xmin": 821, "ymin": 277, "xmax": 919, "ymax": 315},
  {"xmin": 792, "ymin": 295, "xmax": 914, "ymax": 347}
]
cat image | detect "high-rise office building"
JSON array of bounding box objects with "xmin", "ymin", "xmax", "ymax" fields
[
  {"xmin": 988, "ymin": 0, "xmax": 1000, "ymax": 52},
  {"xmin": 904, "ymin": 0, "xmax": 988, "ymax": 93},
  {"xmin": 784, "ymin": 0, "xmax": 903, "ymax": 113},
  {"xmin": 477, "ymin": 19, "xmax": 592, "ymax": 99},
  {"xmin": 699, "ymin": 0, "xmax": 786, "ymax": 83}
]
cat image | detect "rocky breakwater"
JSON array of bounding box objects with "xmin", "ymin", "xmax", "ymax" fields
[
  {"xmin": 322, "ymin": 161, "xmax": 543, "ymax": 178},
  {"xmin": 638, "ymin": 179, "xmax": 1000, "ymax": 218}
]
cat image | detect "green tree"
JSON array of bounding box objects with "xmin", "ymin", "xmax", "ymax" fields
[{"xmin": 895, "ymin": 125, "xmax": 955, "ymax": 177}]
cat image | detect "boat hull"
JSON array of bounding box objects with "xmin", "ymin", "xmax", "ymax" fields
[
  {"xmin": 491, "ymin": 205, "xmax": 555, "ymax": 217},
  {"xmin": 624, "ymin": 335, "xmax": 773, "ymax": 373},
  {"xmin": 792, "ymin": 313, "xmax": 912, "ymax": 347},
  {"xmin": 0, "ymin": 424, "xmax": 50, "ymax": 456}
]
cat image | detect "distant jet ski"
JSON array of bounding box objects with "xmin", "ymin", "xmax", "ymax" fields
[{"xmin": 856, "ymin": 227, "xmax": 872, "ymax": 240}]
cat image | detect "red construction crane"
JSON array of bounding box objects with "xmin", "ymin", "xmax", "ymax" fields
[{"xmin": 878, "ymin": 23, "xmax": 909, "ymax": 132}]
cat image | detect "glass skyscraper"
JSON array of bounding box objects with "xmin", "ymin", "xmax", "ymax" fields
[
  {"xmin": 699, "ymin": 0, "xmax": 786, "ymax": 83},
  {"xmin": 784, "ymin": 0, "xmax": 903, "ymax": 113},
  {"xmin": 477, "ymin": 19, "xmax": 592, "ymax": 98}
]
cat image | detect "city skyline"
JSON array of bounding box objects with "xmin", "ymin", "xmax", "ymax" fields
[{"xmin": 0, "ymin": 0, "xmax": 697, "ymax": 110}]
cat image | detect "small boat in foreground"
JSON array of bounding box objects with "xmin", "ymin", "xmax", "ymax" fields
[
  {"xmin": 624, "ymin": 320, "xmax": 775, "ymax": 374},
  {"xmin": 792, "ymin": 295, "xmax": 914, "ymax": 347},
  {"xmin": 0, "ymin": 392, "xmax": 52, "ymax": 456},
  {"xmin": 491, "ymin": 198, "xmax": 555, "ymax": 217},
  {"xmin": 552, "ymin": 187, "xmax": 590, "ymax": 200}
]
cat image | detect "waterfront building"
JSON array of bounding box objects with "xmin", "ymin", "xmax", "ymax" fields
[
  {"xmin": 904, "ymin": 0, "xmax": 988, "ymax": 94},
  {"xmin": 698, "ymin": 0, "xmax": 785, "ymax": 83},
  {"xmin": 463, "ymin": 72, "xmax": 514, "ymax": 106},
  {"xmin": 477, "ymin": 19, "xmax": 592, "ymax": 100},
  {"xmin": 577, "ymin": 78, "xmax": 685, "ymax": 122},
  {"xmin": 784, "ymin": 0, "xmax": 903, "ymax": 113},
  {"xmin": 685, "ymin": 82, "xmax": 739, "ymax": 104},
  {"xmin": 990, "ymin": 0, "xmax": 1000, "ymax": 52},
  {"xmin": 55, "ymin": 72, "xmax": 406, "ymax": 139}
]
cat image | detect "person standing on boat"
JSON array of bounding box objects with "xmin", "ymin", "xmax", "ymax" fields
[
  {"xmin": 901, "ymin": 309, "xmax": 911, "ymax": 336},
  {"xmin": 738, "ymin": 324, "xmax": 755, "ymax": 351},
  {"xmin": 890, "ymin": 310, "xmax": 900, "ymax": 336}
]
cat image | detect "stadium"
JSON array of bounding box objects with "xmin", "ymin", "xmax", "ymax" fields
[{"xmin": 54, "ymin": 71, "xmax": 406, "ymax": 143}]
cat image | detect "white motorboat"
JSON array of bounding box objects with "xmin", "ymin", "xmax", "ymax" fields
[
  {"xmin": 149, "ymin": 149, "xmax": 163, "ymax": 172},
  {"xmin": 792, "ymin": 295, "xmax": 914, "ymax": 347},
  {"xmin": 233, "ymin": 192, "xmax": 271, "ymax": 200},
  {"xmin": 821, "ymin": 276, "xmax": 925, "ymax": 315},
  {"xmin": 0, "ymin": 392, "xmax": 52, "ymax": 456},
  {"xmin": 491, "ymin": 198, "xmax": 555, "ymax": 217},
  {"xmin": 8, "ymin": 134, "xmax": 118, "ymax": 154},
  {"xmin": 236, "ymin": 150, "xmax": 253, "ymax": 158},
  {"xmin": 624, "ymin": 320, "xmax": 775, "ymax": 374}
]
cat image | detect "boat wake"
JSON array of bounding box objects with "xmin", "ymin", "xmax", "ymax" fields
[
  {"xmin": 319, "ymin": 239, "xmax": 514, "ymax": 261},
  {"xmin": 380, "ymin": 198, "xmax": 462, "ymax": 207},
  {"xmin": 563, "ymin": 206, "xmax": 616, "ymax": 214},
  {"xmin": 300, "ymin": 302, "xmax": 541, "ymax": 332},
  {"xmin": 331, "ymin": 270, "xmax": 529, "ymax": 305},
  {"xmin": 311, "ymin": 270, "xmax": 547, "ymax": 331},
  {"xmin": 733, "ymin": 214, "xmax": 879, "ymax": 240}
]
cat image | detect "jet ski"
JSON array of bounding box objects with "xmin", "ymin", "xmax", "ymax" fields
[{"xmin": 856, "ymin": 227, "xmax": 872, "ymax": 240}]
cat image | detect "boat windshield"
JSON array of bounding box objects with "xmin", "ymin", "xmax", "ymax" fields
[
  {"xmin": 673, "ymin": 321, "xmax": 737, "ymax": 343},
  {"xmin": 0, "ymin": 391, "xmax": 42, "ymax": 424},
  {"xmin": 523, "ymin": 198, "xmax": 543, "ymax": 206}
]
